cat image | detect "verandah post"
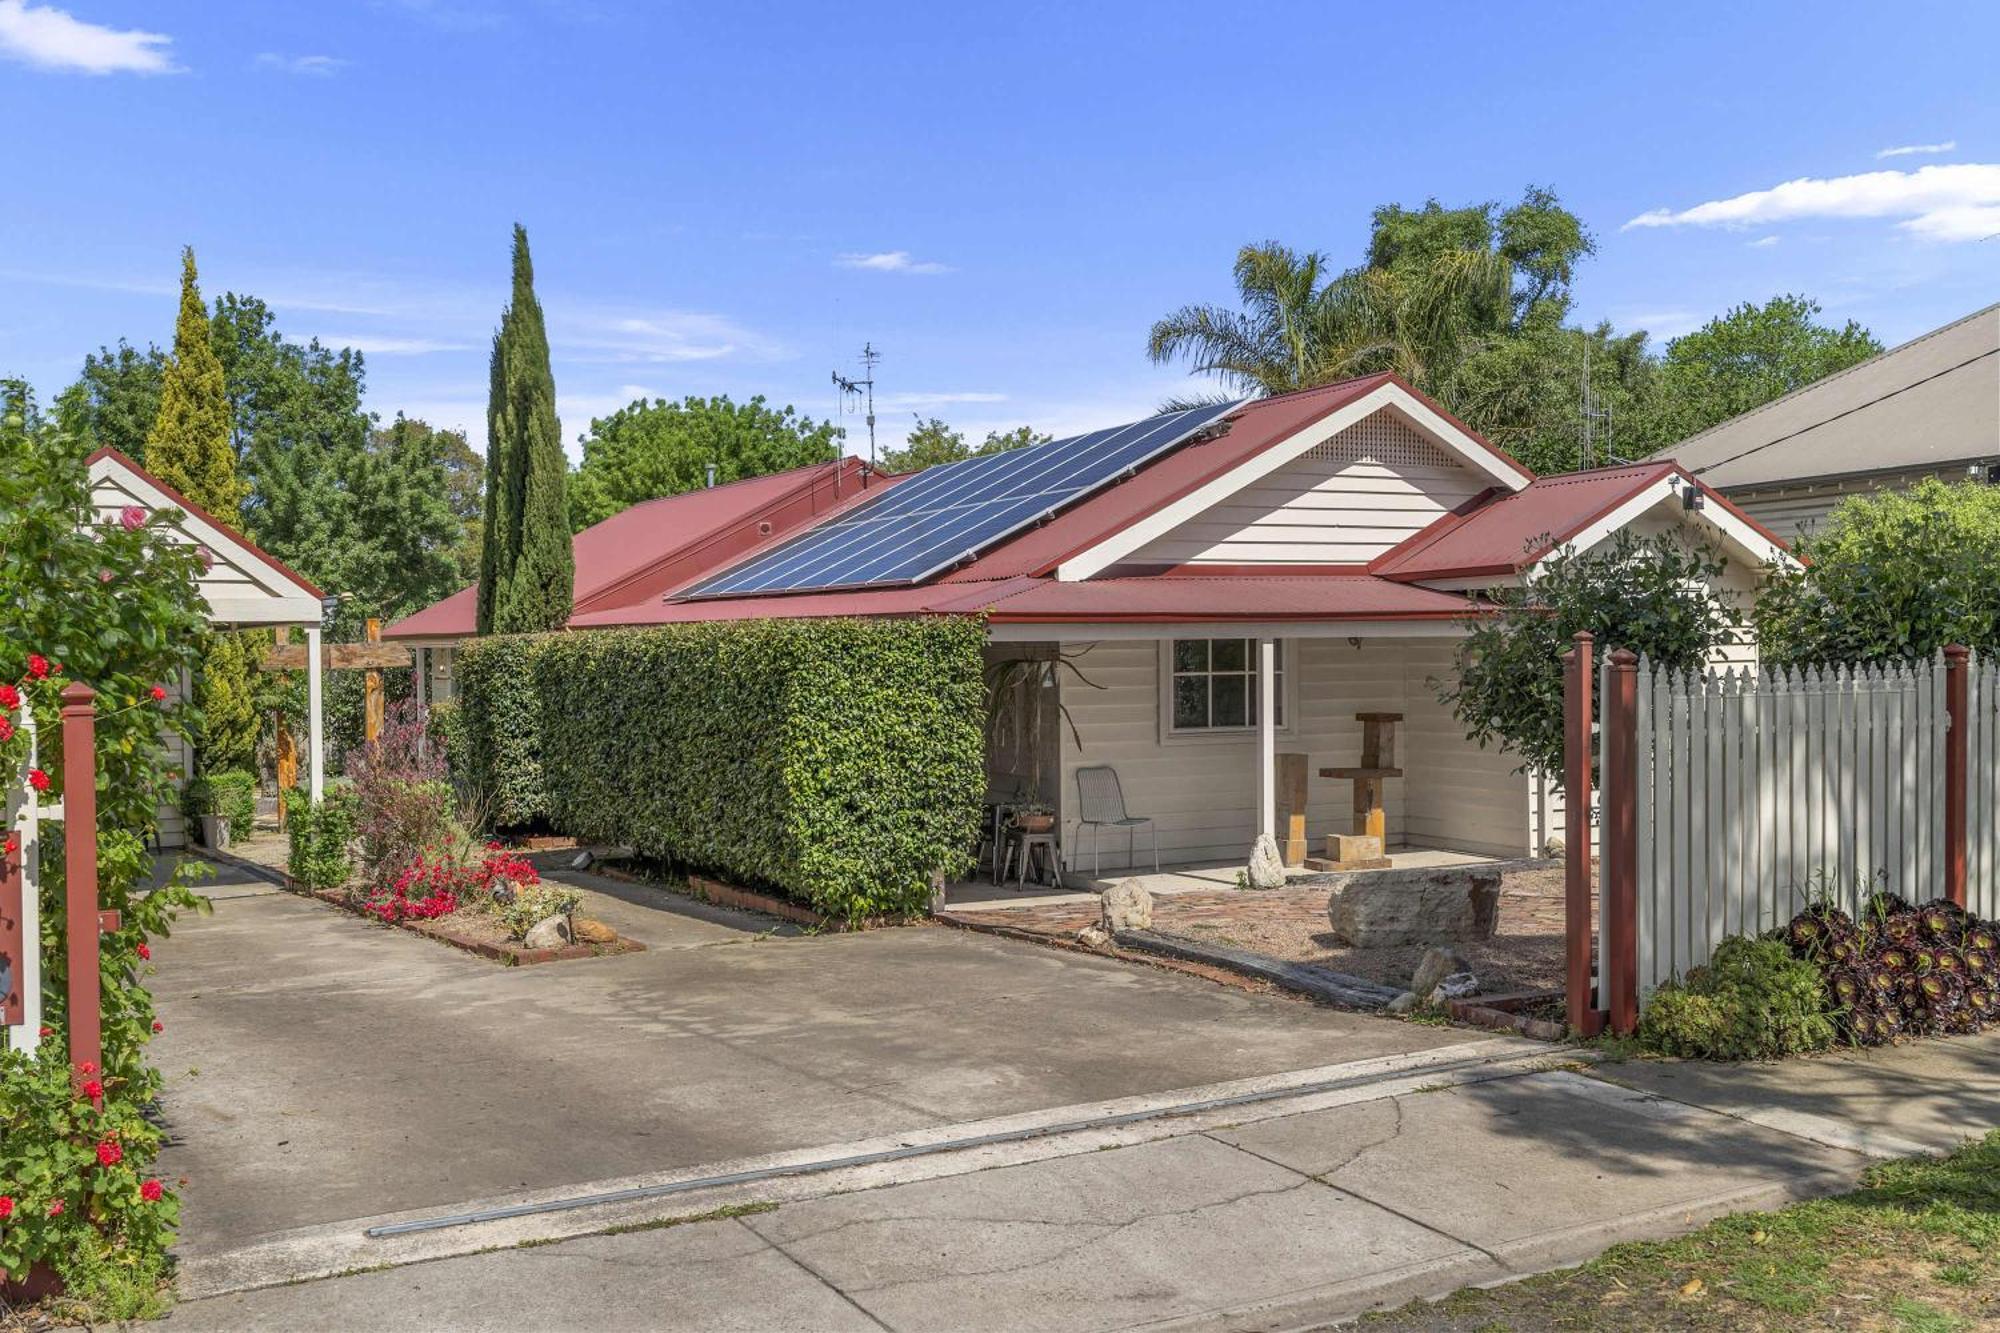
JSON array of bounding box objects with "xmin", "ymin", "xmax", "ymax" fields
[
  {"xmin": 60, "ymin": 683, "xmax": 103, "ymax": 1097},
  {"xmin": 1945, "ymin": 644, "xmax": 1968, "ymax": 909},
  {"xmin": 1603, "ymin": 649, "xmax": 1640, "ymax": 1034},
  {"xmin": 1562, "ymin": 632, "xmax": 1600, "ymax": 1036}
]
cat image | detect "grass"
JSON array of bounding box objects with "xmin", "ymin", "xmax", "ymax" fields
[{"xmin": 1359, "ymin": 1130, "xmax": 2000, "ymax": 1331}]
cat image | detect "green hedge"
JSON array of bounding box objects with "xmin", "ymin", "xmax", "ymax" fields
[
  {"xmin": 531, "ymin": 618, "xmax": 986, "ymax": 921},
  {"xmin": 455, "ymin": 634, "xmax": 551, "ymax": 828},
  {"xmin": 187, "ymin": 768, "xmax": 256, "ymax": 831}
]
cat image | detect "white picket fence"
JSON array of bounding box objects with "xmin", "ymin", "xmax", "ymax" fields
[
  {"xmin": 2, "ymin": 702, "xmax": 45, "ymax": 1053},
  {"xmin": 1627, "ymin": 652, "xmax": 2000, "ymax": 1005}
]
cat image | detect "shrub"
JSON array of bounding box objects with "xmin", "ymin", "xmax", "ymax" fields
[
  {"xmin": 1781, "ymin": 896, "xmax": 1998, "ymax": 1045},
  {"xmin": 285, "ymin": 787, "xmax": 357, "ymax": 892},
  {"xmin": 187, "ymin": 768, "xmax": 256, "ymax": 831},
  {"xmin": 455, "ymin": 635, "xmax": 549, "ymax": 828},
  {"xmin": 429, "ymin": 697, "xmax": 470, "ymax": 791},
  {"xmin": 489, "ymin": 878, "xmax": 581, "ymax": 941},
  {"xmin": 528, "ymin": 617, "xmax": 985, "ymax": 921},
  {"xmin": 346, "ymin": 701, "xmax": 459, "ymax": 885},
  {"xmin": 1640, "ymin": 935, "xmax": 1836, "ymax": 1061}
]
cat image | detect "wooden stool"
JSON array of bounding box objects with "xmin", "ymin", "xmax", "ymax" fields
[{"xmin": 1309, "ymin": 712, "xmax": 1400, "ymax": 870}]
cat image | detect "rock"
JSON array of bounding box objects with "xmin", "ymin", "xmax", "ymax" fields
[
  {"xmin": 1542, "ymin": 836, "xmax": 1565, "ymax": 859},
  {"xmin": 1074, "ymin": 924, "xmax": 1111, "ymax": 951},
  {"xmin": 1100, "ymin": 878, "xmax": 1153, "ymax": 933},
  {"xmin": 1411, "ymin": 946, "xmax": 1473, "ymax": 999},
  {"xmin": 1386, "ymin": 991, "xmax": 1420, "ymax": 1014},
  {"xmin": 523, "ymin": 914, "xmax": 572, "ymax": 950},
  {"xmin": 572, "ymin": 916, "xmax": 617, "ymax": 945},
  {"xmin": 1426, "ymin": 972, "xmax": 1479, "ymax": 1005},
  {"xmin": 1246, "ymin": 833, "xmax": 1287, "ymax": 890},
  {"xmin": 569, "ymin": 850, "xmax": 594, "ymax": 871},
  {"xmin": 1324, "ymin": 864, "xmax": 1503, "ymax": 947}
]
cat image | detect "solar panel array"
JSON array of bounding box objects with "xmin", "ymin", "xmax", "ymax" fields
[{"xmin": 682, "ymin": 399, "xmax": 1242, "ymax": 599}]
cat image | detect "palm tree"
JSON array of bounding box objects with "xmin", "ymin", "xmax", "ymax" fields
[{"xmin": 1147, "ymin": 241, "xmax": 1513, "ymax": 403}]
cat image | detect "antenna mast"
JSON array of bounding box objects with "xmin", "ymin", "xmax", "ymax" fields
[
  {"xmin": 1578, "ymin": 331, "xmax": 1612, "ymax": 471},
  {"xmin": 830, "ymin": 342, "xmax": 881, "ymax": 466}
]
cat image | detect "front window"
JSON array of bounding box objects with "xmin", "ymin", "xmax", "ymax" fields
[{"xmin": 1170, "ymin": 638, "xmax": 1285, "ymax": 731}]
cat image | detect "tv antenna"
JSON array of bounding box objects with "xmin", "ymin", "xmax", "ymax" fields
[
  {"xmin": 831, "ymin": 342, "xmax": 881, "ymax": 465},
  {"xmin": 1578, "ymin": 331, "xmax": 1613, "ymax": 470}
]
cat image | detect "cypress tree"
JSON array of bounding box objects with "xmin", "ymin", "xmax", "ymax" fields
[
  {"xmin": 479, "ymin": 224, "xmax": 573, "ymax": 634},
  {"xmin": 147, "ymin": 247, "xmax": 245, "ymax": 521}
]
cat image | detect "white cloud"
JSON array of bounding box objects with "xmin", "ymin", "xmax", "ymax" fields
[
  {"xmin": 319, "ymin": 335, "xmax": 469, "ymax": 355},
  {"xmin": 836, "ymin": 250, "xmax": 951, "ymax": 275},
  {"xmin": 880, "ymin": 391, "xmax": 1009, "ymax": 408},
  {"xmin": 1625, "ymin": 163, "xmax": 2000, "ymax": 243},
  {"xmin": 552, "ymin": 307, "xmax": 785, "ymax": 365},
  {"xmin": 0, "ymin": 0, "xmax": 177, "ymax": 74},
  {"xmin": 1878, "ymin": 140, "xmax": 1957, "ymax": 159},
  {"xmin": 1748, "ymin": 234, "xmax": 1781, "ymax": 248},
  {"xmin": 255, "ymin": 52, "xmax": 346, "ymax": 76}
]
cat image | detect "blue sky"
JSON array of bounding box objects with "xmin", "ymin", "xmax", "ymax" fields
[{"xmin": 3, "ymin": 0, "xmax": 1997, "ymax": 461}]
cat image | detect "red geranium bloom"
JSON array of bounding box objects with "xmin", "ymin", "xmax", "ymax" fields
[
  {"xmin": 26, "ymin": 769, "xmax": 49, "ymax": 792},
  {"xmin": 78, "ymin": 1061, "xmax": 97, "ymax": 1075},
  {"xmin": 140, "ymin": 1179, "xmax": 164, "ymax": 1203},
  {"xmin": 150, "ymin": 683, "xmax": 168, "ymax": 703},
  {"xmin": 0, "ymin": 717, "xmax": 13, "ymax": 741},
  {"xmin": 0, "ymin": 1196, "xmax": 12, "ymax": 1219},
  {"xmin": 25, "ymin": 654, "xmax": 48, "ymax": 679},
  {"xmin": 46, "ymin": 1200, "xmax": 63, "ymax": 1217},
  {"xmin": 152, "ymin": 1020, "xmax": 164, "ymax": 1033},
  {"xmin": 96, "ymin": 1140, "xmax": 123, "ymax": 1167},
  {"xmin": 136, "ymin": 942, "xmax": 151, "ymax": 960},
  {"xmin": 36, "ymin": 1025, "xmax": 50, "ymax": 1038},
  {"xmin": 81, "ymin": 1079, "xmax": 103, "ymax": 1101},
  {"xmin": 0, "ymin": 682, "xmax": 16, "ymax": 708}
]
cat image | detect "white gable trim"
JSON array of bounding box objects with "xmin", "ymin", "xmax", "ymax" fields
[
  {"xmin": 1055, "ymin": 383, "xmax": 1528, "ymax": 582},
  {"xmin": 1530, "ymin": 475, "xmax": 1796, "ymax": 576}
]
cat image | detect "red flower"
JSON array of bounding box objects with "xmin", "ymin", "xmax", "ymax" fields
[
  {"xmin": 486, "ymin": 840, "xmax": 502, "ymax": 850},
  {"xmin": 0, "ymin": 682, "xmax": 16, "ymax": 708},
  {"xmin": 119, "ymin": 505, "xmax": 147, "ymax": 532},
  {"xmin": 0, "ymin": 717, "xmax": 12, "ymax": 742},
  {"xmin": 152, "ymin": 1020, "xmax": 164, "ymax": 1033},
  {"xmin": 26, "ymin": 769, "xmax": 49, "ymax": 792},
  {"xmin": 81, "ymin": 1080, "xmax": 103, "ymax": 1101},
  {"xmin": 136, "ymin": 942, "xmax": 151, "ymax": 961},
  {"xmin": 0, "ymin": 1196, "xmax": 12, "ymax": 1220},
  {"xmin": 3, "ymin": 834, "xmax": 15, "ymax": 857},
  {"xmin": 36, "ymin": 1025, "xmax": 50, "ymax": 1038},
  {"xmin": 150, "ymin": 683, "xmax": 168, "ymax": 703},
  {"xmin": 140, "ymin": 1179, "xmax": 164, "ymax": 1203},
  {"xmin": 96, "ymin": 1140, "xmax": 123, "ymax": 1167},
  {"xmin": 25, "ymin": 654, "xmax": 48, "ymax": 679},
  {"xmin": 46, "ymin": 1199, "xmax": 63, "ymax": 1217},
  {"xmin": 78, "ymin": 1061, "xmax": 97, "ymax": 1075}
]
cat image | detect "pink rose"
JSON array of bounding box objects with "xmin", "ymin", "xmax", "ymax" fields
[{"xmin": 120, "ymin": 505, "xmax": 146, "ymax": 531}]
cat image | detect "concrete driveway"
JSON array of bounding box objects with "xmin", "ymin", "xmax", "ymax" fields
[{"xmin": 151, "ymin": 864, "xmax": 1462, "ymax": 1258}]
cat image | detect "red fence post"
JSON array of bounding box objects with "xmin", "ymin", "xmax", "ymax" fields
[
  {"xmin": 1945, "ymin": 644, "xmax": 1969, "ymax": 909},
  {"xmin": 60, "ymin": 684, "xmax": 102, "ymax": 1096},
  {"xmin": 1602, "ymin": 649, "xmax": 1640, "ymax": 1035},
  {"xmin": 1562, "ymin": 632, "xmax": 1600, "ymax": 1037}
]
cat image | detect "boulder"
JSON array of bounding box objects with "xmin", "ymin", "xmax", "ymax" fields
[
  {"xmin": 1100, "ymin": 878, "xmax": 1153, "ymax": 933},
  {"xmin": 1245, "ymin": 834, "xmax": 1287, "ymax": 890},
  {"xmin": 1324, "ymin": 864, "xmax": 1502, "ymax": 947},
  {"xmin": 572, "ymin": 917, "xmax": 618, "ymax": 945},
  {"xmin": 523, "ymin": 914, "xmax": 573, "ymax": 951},
  {"xmin": 1385, "ymin": 991, "xmax": 1420, "ymax": 1015},
  {"xmin": 569, "ymin": 850, "xmax": 595, "ymax": 871},
  {"xmin": 1411, "ymin": 946, "xmax": 1473, "ymax": 999},
  {"xmin": 1074, "ymin": 924, "xmax": 1112, "ymax": 951}
]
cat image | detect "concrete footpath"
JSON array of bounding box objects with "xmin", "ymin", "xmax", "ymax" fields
[{"xmin": 165, "ymin": 1029, "xmax": 2000, "ymax": 1332}]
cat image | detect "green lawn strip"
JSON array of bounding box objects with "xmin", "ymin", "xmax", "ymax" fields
[{"xmin": 1358, "ymin": 1130, "xmax": 2000, "ymax": 1332}]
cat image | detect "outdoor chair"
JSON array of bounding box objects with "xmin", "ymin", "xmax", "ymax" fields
[{"xmin": 1074, "ymin": 765, "xmax": 1159, "ymax": 878}]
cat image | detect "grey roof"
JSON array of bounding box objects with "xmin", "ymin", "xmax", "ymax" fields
[{"xmin": 1650, "ymin": 303, "xmax": 2000, "ymax": 490}]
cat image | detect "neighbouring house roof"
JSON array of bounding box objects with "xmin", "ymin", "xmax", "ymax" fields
[
  {"xmin": 383, "ymin": 457, "xmax": 887, "ymax": 640},
  {"xmin": 85, "ymin": 446, "xmax": 325, "ymax": 626},
  {"xmin": 1649, "ymin": 303, "xmax": 2000, "ymax": 491}
]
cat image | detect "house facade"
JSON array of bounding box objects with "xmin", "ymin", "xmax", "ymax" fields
[
  {"xmin": 1651, "ymin": 303, "xmax": 2000, "ymax": 539},
  {"xmin": 392, "ymin": 373, "xmax": 1786, "ymax": 870}
]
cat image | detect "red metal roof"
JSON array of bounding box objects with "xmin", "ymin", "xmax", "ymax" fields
[
  {"xmin": 1370, "ymin": 462, "xmax": 1681, "ymax": 581},
  {"xmin": 384, "ymin": 458, "xmax": 889, "ymax": 640}
]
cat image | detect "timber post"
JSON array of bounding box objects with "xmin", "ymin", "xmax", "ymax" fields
[
  {"xmin": 1602, "ymin": 649, "xmax": 1640, "ymax": 1035},
  {"xmin": 1945, "ymin": 644, "xmax": 1969, "ymax": 909},
  {"xmin": 1562, "ymin": 632, "xmax": 1600, "ymax": 1037},
  {"xmin": 363, "ymin": 618, "xmax": 385, "ymax": 744},
  {"xmin": 59, "ymin": 684, "xmax": 103, "ymax": 1098}
]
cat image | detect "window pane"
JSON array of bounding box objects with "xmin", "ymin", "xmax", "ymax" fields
[
  {"xmin": 1212, "ymin": 638, "xmax": 1247, "ymax": 671},
  {"xmin": 1173, "ymin": 640, "xmax": 1208, "ymax": 672},
  {"xmin": 1173, "ymin": 676, "xmax": 1208, "ymax": 729},
  {"xmin": 1213, "ymin": 674, "xmax": 1248, "ymax": 727}
]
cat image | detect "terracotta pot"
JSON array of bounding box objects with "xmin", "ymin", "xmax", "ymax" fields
[{"xmin": 1014, "ymin": 813, "xmax": 1055, "ymax": 833}]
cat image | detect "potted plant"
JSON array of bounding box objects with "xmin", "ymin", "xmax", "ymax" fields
[
  {"xmin": 188, "ymin": 769, "xmax": 257, "ymax": 850},
  {"xmin": 1010, "ymin": 801, "xmax": 1056, "ymax": 834},
  {"xmin": 983, "ymin": 647, "xmax": 1103, "ymax": 816}
]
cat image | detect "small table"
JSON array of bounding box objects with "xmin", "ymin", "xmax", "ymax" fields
[{"xmin": 1001, "ymin": 829, "xmax": 1059, "ymax": 887}]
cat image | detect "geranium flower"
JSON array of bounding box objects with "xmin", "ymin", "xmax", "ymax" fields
[
  {"xmin": 0, "ymin": 1196, "xmax": 12, "ymax": 1220},
  {"xmin": 25, "ymin": 654, "xmax": 48, "ymax": 679},
  {"xmin": 26, "ymin": 769, "xmax": 49, "ymax": 792},
  {"xmin": 140, "ymin": 1179, "xmax": 164, "ymax": 1203},
  {"xmin": 78, "ymin": 1061, "xmax": 96, "ymax": 1075},
  {"xmin": 0, "ymin": 717, "xmax": 11, "ymax": 742},
  {"xmin": 150, "ymin": 684, "xmax": 168, "ymax": 703},
  {"xmin": 46, "ymin": 1200, "xmax": 63, "ymax": 1217},
  {"xmin": 120, "ymin": 505, "xmax": 147, "ymax": 531},
  {"xmin": 0, "ymin": 682, "xmax": 17, "ymax": 708},
  {"xmin": 136, "ymin": 942, "xmax": 152, "ymax": 961},
  {"xmin": 81, "ymin": 1079, "xmax": 103, "ymax": 1101},
  {"xmin": 96, "ymin": 1140, "xmax": 123, "ymax": 1167},
  {"xmin": 152, "ymin": 1020, "xmax": 164, "ymax": 1033}
]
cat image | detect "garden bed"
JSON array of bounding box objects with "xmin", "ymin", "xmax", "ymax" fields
[{"xmin": 292, "ymin": 881, "xmax": 645, "ymax": 966}]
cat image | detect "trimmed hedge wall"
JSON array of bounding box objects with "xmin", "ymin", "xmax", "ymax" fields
[
  {"xmin": 463, "ymin": 618, "xmax": 987, "ymax": 921},
  {"xmin": 455, "ymin": 634, "xmax": 551, "ymax": 828}
]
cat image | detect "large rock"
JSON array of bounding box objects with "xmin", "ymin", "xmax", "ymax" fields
[
  {"xmin": 523, "ymin": 914, "xmax": 573, "ymax": 951},
  {"xmin": 1324, "ymin": 864, "xmax": 1502, "ymax": 947},
  {"xmin": 1100, "ymin": 878, "xmax": 1153, "ymax": 933},
  {"xmin": 1411, "ymin": 946, "xmax": 1473, "ymax": 999},
  {"xmin": 1245, "ymin": 834, "xmax": 1287, "ymax": 890},
  {"xmin": 572, "ymin": 917, "xmax": 618, "ymax": 945}
]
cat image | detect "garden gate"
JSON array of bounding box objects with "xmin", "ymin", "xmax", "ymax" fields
[{"xmin": 1567, "ymin": 638, "xmax": 1996, "ymax": 1035}]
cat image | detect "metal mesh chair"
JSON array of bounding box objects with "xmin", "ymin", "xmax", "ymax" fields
[{"xmin": 1074, "ymin": 766, "xmax": 1158, "ymax": 877}]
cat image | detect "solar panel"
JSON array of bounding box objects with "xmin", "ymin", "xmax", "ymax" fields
[{"xmin": 683, "ymin": 399, "xmax": 1242, "ymax": 599}]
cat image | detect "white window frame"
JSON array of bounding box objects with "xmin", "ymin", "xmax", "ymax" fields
[{"xmin": 1158, "ymin": 637, "xmax": 1297, "ymax": 745}]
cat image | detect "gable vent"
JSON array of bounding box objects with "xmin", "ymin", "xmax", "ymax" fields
[{"xmin": 1304, "ymin": 411, "xmax": 1456, "ymax": 471}]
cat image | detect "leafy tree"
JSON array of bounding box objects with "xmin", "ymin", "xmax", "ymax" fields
[
  {"xmin": 479, "ymin": 225, "xmax": 573, "ymax": 634},
  {"xmin": 569, "ymin": 394, "xmax": 842, "ymax": 529},
  {"xmin": 53, "ymin": 340, "xmax": 165, "ymax": 463},
  {"xmin": 1440, "ymin": 532, "xmax": 1737, "ymax": 784},
  {"xmin": 196, "ymin": 630, "xmax": 259, "ymax": 771},
  {"xmin": 1755, "ymin": 480, "xmax": 2000, "ymax": 665},
  {"xmin": 420, "ymin": 419, "xmax": 485, "ymax": 581},
  {"xmin": 334, "ymin": 416, "xmax": 462, "ymax": 616},
  {"xmin": 1637, "ymin": 295, "xmax": 1882, "ymax": 446},
  {"xmin": 1449, "ymin": 313, "xmax": 1655, "ymax": 475},
  {"xmin": 145, "ymin": 248, "xmax": 244, "ymax": 520},
  {"xmin": 879, "ymin": 417, "xmax": 1049, "ymax": 473}
]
